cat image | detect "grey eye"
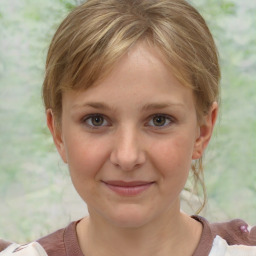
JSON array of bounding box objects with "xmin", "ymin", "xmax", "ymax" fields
[
  {"xmin": 91, "ymin": 116, "xmax": 104, "ymax": 126},
  {"xmin": 148, "ymin": 115, "xmax": 172, "ymax": 127},
  {"xmin": 152, "ymin": 116, "xmax": 167, "ymax": 126},
  {"xmin": 85, "ymin": 115, "xmax": 108, "ymax": 127}
]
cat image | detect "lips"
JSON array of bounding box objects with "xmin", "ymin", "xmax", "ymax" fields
[
  {"xmin": 104, "ymin": 180, "xmax": 154, "ymax": 187},
  {"xmin": 102, "ymin": 180, "xmax": 154, "ymax": 196}
]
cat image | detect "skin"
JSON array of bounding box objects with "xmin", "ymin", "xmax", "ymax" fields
[{"xmin": 47, "ymin": 42, "xmax": 218, "ymax": 256}]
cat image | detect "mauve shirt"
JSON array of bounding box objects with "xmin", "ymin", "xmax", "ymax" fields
[{"xmin": 1, "ymin": 216, "xmax": 256, "ymax": 255}]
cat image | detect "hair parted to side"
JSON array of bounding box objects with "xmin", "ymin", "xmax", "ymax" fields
[{"xmin": 42, "ymin": 0, "xmax": 221, "ymax": 212}]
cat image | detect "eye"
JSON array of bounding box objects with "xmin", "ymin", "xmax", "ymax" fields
[
  {"xmin": 83, "ymin": 114, "xmax": 109, "ymax": 128},
  {"xmin": 147, "ymin": 115, "xmax": 173, "ymax": 128}
]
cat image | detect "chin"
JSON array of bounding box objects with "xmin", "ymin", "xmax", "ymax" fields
[{"xmin": 105, "ymin": 205, "xmax": 155, "ymax": 229}]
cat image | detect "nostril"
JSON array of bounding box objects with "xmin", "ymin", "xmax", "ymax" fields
[
  {"xmin": 109, "ymin": 133, "xmax": 146, "ymax": 170},
  {"xmin": 110, "ymin": 149, "xmax": 146, "ymax": 171}
]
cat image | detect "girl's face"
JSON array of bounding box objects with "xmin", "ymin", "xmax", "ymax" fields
[{"xmin": 48, "ymin": 43, "xmax": 216, "ymax": 228}]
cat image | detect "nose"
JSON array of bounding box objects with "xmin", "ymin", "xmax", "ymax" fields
[{"xmin": 110, "ymin": 127, "xmax": 146, "ymax": 171}]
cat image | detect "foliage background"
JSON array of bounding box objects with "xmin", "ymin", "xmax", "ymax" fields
[{"xmin": 0, "ymin": 0, "xmax": 255, "ymax": 243}]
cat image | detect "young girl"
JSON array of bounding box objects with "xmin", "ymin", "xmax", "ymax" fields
[{"xmin": 1, "ymin": 0, "xmax": 255, "ymax": 255}]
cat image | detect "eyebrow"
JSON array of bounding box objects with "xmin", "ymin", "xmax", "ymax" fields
[
  {"xmin": 72, "ymin": 102, "xmax": 185, "ymax": 111},
  {"xmin": 141, "ymin": 102, "xmax": 185, "ymax": 111},
  {"xmin": 72, "ymin": 102, "xmax": 113, "ymax": 111}
]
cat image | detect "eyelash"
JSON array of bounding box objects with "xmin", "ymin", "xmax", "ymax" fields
[{"xmin": 82, "ymin": 114, "xmax": 175, "ymax": 129}]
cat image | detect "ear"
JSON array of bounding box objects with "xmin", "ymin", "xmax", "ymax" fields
[
  {"xmin": 192, "ymin": 102, "xmax": 218, "ymax": 159},
  {"xmin": 46, "ymin": 109, "xmax": 68, "ymax": 163}
]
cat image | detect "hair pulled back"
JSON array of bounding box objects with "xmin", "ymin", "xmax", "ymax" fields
[{"xmin": 43, "ymin": 0, "xmax": 221, "ymax": 212}]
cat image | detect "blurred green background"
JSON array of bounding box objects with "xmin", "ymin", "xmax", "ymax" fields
[{"xmin": 0, "ymin": 0, "xmax": 255, "ymax": 243}]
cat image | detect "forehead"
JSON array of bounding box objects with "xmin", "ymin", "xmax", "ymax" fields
[{"xmin": 62, "ymin": 42, "xmax": 196, "ymax": 113}]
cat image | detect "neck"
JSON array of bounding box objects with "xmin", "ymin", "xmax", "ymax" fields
[{"xmin": 76, "ymin": 205, "xmax": 202, "ymax": 256}]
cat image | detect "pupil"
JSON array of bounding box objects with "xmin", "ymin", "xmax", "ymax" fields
[
  {"xmin": 153, "ymin": 116, "xmax": 165, "ymax": 126},
  {"xmin": 92, "ymin": 116, "xmax": 103, "ymax": 126}
]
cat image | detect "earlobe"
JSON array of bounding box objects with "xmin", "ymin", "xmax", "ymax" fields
[
  {"xmin": 46, "ymin": 109, "xmax": 68, "ymax": 163},
  {"xmin": 192, "ymin": 102, "xmax": 218, "ymax": 159}
]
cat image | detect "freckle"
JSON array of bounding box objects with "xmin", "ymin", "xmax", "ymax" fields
[{"xmin": 240, "ymin": 225, "xmax": 249, "ymax": 233}]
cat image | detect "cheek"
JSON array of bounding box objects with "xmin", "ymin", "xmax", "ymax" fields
[
  {"xmin": 63, "ymin": 135, "xmax": 111, "ymax": 202},
  {"xmin": 63, "ymin": 132, "xmax": 110, "ymax": 180},
  {"xmin": 149, "ymin": 135, "xmax": 195, "ymax": 177}
]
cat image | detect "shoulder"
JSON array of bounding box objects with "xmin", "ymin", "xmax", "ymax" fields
[
  {"xmin": 192, "ymin": 215, "xmax": 256, "ymax": 256},
  {"xmin": 36, "ymin": 220, "xmax": 81, "ymax": 256},
  {"xmin": 0, "ymin": 240, "xmax": 48, "ymax": 256},
  {"xmin": 210, "ymin": 218, "xmax": 256, "ymax": 246},
  {"xmin": 0, "ymin": 232, "xmax": 64, "ymax": 256},
  {"xmin": 0, "ymin": 220, "xmax": 81, "ymax": 256},
  {"xmin": 36, "ymin": 226, "xmax": 67, "ymax": 256},
  {"xmin": 193, "ymin": 215, "xmax": 256, "ymax": 246}
]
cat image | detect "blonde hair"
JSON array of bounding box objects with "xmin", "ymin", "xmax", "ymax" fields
[{"xmin": 43, "ymin": 0, "xmax": 221, "ymax": 211}]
